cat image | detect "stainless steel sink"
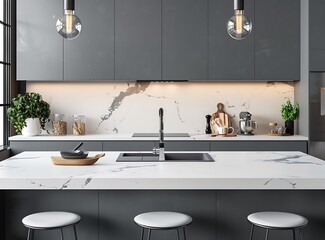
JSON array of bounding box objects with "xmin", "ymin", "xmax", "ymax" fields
[{"xmin": 116, "ymin": 152, "xmax": 214, "ymax": 162}]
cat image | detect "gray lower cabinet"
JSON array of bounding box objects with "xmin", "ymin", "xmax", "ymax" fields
[
  {"xmin": 10, "ymin": 141, "xmax": 102, "ymax": 155},
  {"xmin": 4, "ymin": 190, "xmax": 325, "ymax": 240},
  {"xmin": 164, "ymin": 141, "xmax": 210, "ymax": 151},
  {"xmin": 208, "ymin": 0, "xmax": 254, "ymax": 80},
  {"xmin": 10, "ymin": 140, "xmax": 308, "ymax": 154},
  {"xmin": 210, "ymin": 141, "xmax": 308, "ymax": 153},
  {"xmin": 17, "ymin": 0, "xmax": 63, "ymax": 81},
  {"xmin": 162, "ymin": 0, "xmax": 208, "ymax": 80},
  {"xmin": 115, "ymin": 0, "xmax": 161, "ymax": 80},
  {"xmin": 254, "ymin": 0, "xmax": 300, "ymax": 80},
  {"xmin": 102, "ymin": 141, "xmax": 156, "ymax": 151},
  {"xmin": 64, "ymin": 0, "xmax": 114, "ymax": 80},
  {"xmin": 310, "ymin": 0, "xmax": 325, "ymax": 71}
]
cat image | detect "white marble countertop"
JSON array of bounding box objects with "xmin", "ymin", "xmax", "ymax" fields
[
  {"xmin": 8, "ymin": 134, "xmax": 308, "ymax": 141},
  {"xmin": 0, "ymin": 151, "xmax": 323, "ymax": 190}
]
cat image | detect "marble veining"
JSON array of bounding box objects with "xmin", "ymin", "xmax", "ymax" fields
[
  {"xmin": 263, "ymin": 178, "xmax": 297, "ymax": 188},
  {"xmin": 0, "ymin": 151, "xmax": 324, "ymax": 190},
  {"xmin": 26, "ymin": 82, "xmax": 294, "ymax": 135}
]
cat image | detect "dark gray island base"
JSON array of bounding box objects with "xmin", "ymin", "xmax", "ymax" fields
[{"xmin": 2, "ymin": 190, "xmax": 324, "ymax": 240}]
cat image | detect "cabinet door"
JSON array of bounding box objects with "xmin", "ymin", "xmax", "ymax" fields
[
  {"xmin": 17, "ymin": 0, "xmax": 63, "ymax": 81},
  {"xmin": 64, "ymin": 0, "xmax": 114, "ymax": 80},
  {"xmin": 164, "ymin": 141, "xmax": 210, "ymax": 151},
  {"xmin": 115, "ymin": 0, "xmax": 161, "ymax": 80},
  {"xmin": 310, "ymin": 0, "xmax": 325, "ymax": 71},
  {"xmin": 208, "ymin": 0, "xmax": 254, "ymax": 80},
  {"xmin": 103, "ymin": 141, "xmax": 156, "ymax": 151},
  {"xmin": 210, "ymin": 141, "xmax": 307, "ymax": 153},
  {"xmin": 162, "ymin": 0, "xmax": 208, "ymax": 80},
  {"xmin": 10, "ymin": 141, "xmax": 102, "ymax": 154},
  {"xmin": 255, "ymin": 0, "xmax": 300, "ymax": 80}
]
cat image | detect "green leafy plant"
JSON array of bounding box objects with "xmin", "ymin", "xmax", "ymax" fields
[
  {"xmin": 281, "ymin": 100, "xmax": 299, "ymax": 121},
  {"xmin": 7, "ymin": 92, "xmax": 50, "ymax": 134}
]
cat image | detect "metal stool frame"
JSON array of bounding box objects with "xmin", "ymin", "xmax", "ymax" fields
[
  {"xmin": 248, "ymin": 220, "xmax": 307, "ymax": 240},
  {"xmin": 24, "ymin": 219, "xmax": 80, "ymax": 240},
  {"xmin": 135, "ymin": 221, "xmax": 191, "ymax": 240}
]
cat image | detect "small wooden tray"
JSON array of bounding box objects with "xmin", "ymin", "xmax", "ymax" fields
[
  {"xmin": 268, "ymin": 133, "xmax": 291, "ymax": 136},
  {"xmin": 211, "ymin": 134, "xmax": 237, "ymax": 137},
  {"xmin": 51, "ymin": 153, "xmax": 105, "ymax": 166}
]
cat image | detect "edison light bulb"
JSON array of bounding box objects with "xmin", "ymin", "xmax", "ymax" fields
[
  {"xmin": 227, "ymin": 10, "xmax": 252, "ymax": 40},
  {"xmin": 56, "ymin": 10, "xmax": 81, "ymax": 40}
]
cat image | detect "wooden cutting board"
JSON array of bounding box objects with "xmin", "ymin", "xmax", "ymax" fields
[
  {"xmin": 210, "ymin": 103, "xmax": 232, "ymax": 134},
  {"xmin": 51, "ymin": 153, "xmax": 105, "ymax": 166}
]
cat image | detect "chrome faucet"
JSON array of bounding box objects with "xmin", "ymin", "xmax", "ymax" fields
[{"xmin": 158, "ymin": 108, "xmax": 165, "ymax": 161}]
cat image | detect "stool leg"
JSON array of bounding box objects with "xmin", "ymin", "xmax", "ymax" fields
[
  {"xmin": 27, "ymin": 228, "xmax": 34, "ymax": 240},
  {"xmin": 293, "ymin": 229, "xmax": 296, "ymax": 240},
  {"xmin": 147, "ymin": 229, "xmax": 151, "ymax": 240},
  {"xmin": 299, "ymin": 229, "xmax": 303, "ymax": 240},
  {"xmin": 176, "ymin": 228, "xmax": 180, "ymax": 240},
  {"xmin": 73, "ymin": 225, "xmax": 78, "ymax": 240},
  {"xmin": 265, "ymin": 229, "xmax": 269, "ymax": 240},
  {"xmin": 183, "ymin": 227, "xmax": 187, "ymax": 240},
  {"xmin": 140, "ymin": 228, "xmax": 144, "ymax": 240},
  {"xmin": 249, "ymin": 225, "xmax": 254, "ymax": 240},
  {"xmin": 60, "ymin": 228, "xmax": 64, "ymax": 240}
]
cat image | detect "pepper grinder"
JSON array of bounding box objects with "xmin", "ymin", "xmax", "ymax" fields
[{"xmin": 205, "ymin": 115, "xmax": 212, "ymax": 134}]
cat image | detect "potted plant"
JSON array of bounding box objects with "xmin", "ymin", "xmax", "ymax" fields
[
  {"xmin": 7, "ymin": 92, "xmax": 50, "ymax": 136},
  {"xmin": 281, "ymin": 100, "xmax": 299, "ymax": 135}
]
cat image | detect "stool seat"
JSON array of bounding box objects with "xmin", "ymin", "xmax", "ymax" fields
[
  {"xmin": 134, "ymin": 211, "xmax": 192, "ymax": 229},
  {"xmin": 248, "ymin": 212, "xmax": 308, "ymax": 229},
  {"xmin": 22, "ymin": 211, "xmax": 81, "ymax": 229}
]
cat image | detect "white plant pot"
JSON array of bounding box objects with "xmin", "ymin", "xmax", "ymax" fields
[{"xmin": 21, "ymin": 118, "xmax": 41, "ymax": 137}]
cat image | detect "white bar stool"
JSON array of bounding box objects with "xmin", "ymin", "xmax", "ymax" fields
[
  {"xmin": 22, "ymin": 211, "xmax": 81, "ymax": 240},
  {"xmin": 134, "ymin": 211, "xmax": 192, "ymax": 240},
  {"xmin": 247, "ymin": 211, "xmax": 308, "ymax": 240}
]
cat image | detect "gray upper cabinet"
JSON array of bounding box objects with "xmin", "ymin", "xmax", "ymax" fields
[
  {"xmin": 310, "ymin": 0, "xmax": 325, "ymax": 71},
  {"xmin": 17, "ymin": 0, "xmax": 301, "ymax": 82},
  {"xmin": 162, "ymin": 0, "xmax": 208, "ymax": 80},
  {"xmin": 254, "ymin": 0, "xmax": 300, "ymax": 81},
  {"xmin": 115, "ymin": 0, "xmax": 161, "ymax": 80},
  {"xmin": 64, "ymin": 0, "xmax": 114, "ymax": 80},
  {"xmin": 17, "ymin": 0, "xmax": 63, "ymax": 81},
  {"xmin": 208, "ymin": 0, "xmax": 254, "ymax": 80}
]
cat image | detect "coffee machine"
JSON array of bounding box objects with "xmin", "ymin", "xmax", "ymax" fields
[{"xmin": 239, "ymin": 112, "xmax": 257, "ymax": 135}]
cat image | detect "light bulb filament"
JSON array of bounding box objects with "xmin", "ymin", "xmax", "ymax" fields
[
  {"xmin": 65, "ymin": 10, "xmax": 73, "ymax": 34},
  {"xmin": 235, "ymin": 10, "xmax": 243, "ymax": 34}
]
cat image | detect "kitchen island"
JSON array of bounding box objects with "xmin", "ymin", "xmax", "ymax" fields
[
  {"xmin": 0, "ymin": 150, "xmax": 323, "ymax": 189},
  {"xmin": 1, "ymin": 151, "xmax": 324, "ymax": 240}
]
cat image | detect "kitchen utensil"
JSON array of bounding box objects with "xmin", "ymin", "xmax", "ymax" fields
[
  {"xmin": 210, "ymin": 103, "xmax": 232, "ymax": 134},
  {"xmin": 60, "ymin": 151, "xmax": 89, "ymax": 159},
  {"xmin": 60, "ymin": 142, "xmax": 88, "ymax": 159},
  {"xmin": 51, "ymin": 153, "xmax": 105, "ymax": 166},
  {"xmin": 215, "ymin": 118, "xmax": 222, "ymax": 127},
  {"xmin": 217, "ymin": 127, "xmax": 235, "ymax": 135},
  {"xmin": 239, "ymin": 112, "xmax": 258, "ymax": 135},
  {"xmin": 276, "ymin": 126, "xmax": 287, "ymax": 134}
]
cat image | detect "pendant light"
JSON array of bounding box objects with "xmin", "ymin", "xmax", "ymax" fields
[
  {"xmin": 56, "ymin": 0, "xmax": 82, "ymax": 40},
  {"xmin": 227, "ymin": 0, "xmax": 252, "ymax": 40}
]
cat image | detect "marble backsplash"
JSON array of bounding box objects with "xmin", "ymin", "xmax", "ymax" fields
[{"xmin": 27, "ymin": 82, "xmax": 295, "ymax": 135}]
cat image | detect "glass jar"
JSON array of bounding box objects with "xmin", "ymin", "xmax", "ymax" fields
[
  {"xmin": 72, "ymin": 114, "xmax": 86, "ymax": 135},
  {"xmin": 269, "ymin": 122, "xmax": 278, "ymax": 134},
  {"xmin": 52, "ymin": 114, "xmax": 67, "ymax": 135}
]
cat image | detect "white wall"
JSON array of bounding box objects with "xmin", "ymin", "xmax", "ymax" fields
[{"xmin": 27, "ymin": 81, "xmax": 294, "ymax": 135}]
